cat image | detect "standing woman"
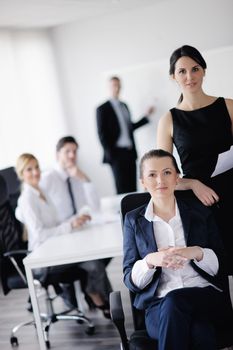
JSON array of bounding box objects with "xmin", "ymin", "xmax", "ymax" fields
[
  {"xmin": 15, "ymin": 153, "xmax": 112, "ymax": 317},
  {"xmin": 156, "ymin": 45, "xmax": 233, "ymax": 272}
]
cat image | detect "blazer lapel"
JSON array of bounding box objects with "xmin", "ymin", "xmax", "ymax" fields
[{"xmin": 137, "ymin": 210, "xmax": 157, "ymax": 252}]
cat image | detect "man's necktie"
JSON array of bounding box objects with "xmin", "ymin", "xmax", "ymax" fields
[{"xmin": 66, "ymin": 177, "xmax": 77, "ymax": 215}]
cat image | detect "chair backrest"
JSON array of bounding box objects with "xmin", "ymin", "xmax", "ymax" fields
[
  {"xmin": 0, "ymin": 167, "xmax": 21, "ymax": 211},
  {"xmin": 0, "ymin": 175, "xmax": 24, "ymax": 295},
  {"xmin": 120, "ymin": 191, "xmax": 151, "ymax": 222},
  {"xmin": 120, "ymin": 191, "xmax": 151, "ymax": 331}
]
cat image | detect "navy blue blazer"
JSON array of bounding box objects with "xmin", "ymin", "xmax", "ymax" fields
[
  {"xmin": 96, "ymin": 100, "xmax": 148, "ymax": 164},
  {"xmin": 123, "ymin": 196, "xmax": 228, "ymax": 310}
]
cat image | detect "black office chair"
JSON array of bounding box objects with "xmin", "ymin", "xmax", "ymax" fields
[
  {"xmin": 110, "ymin": 191, "xmax": 233, "ymax": 350},
  {"xmin": 0, "ymin": 174, "xmax": 94, "ymax": 348},
  {"xmin": 0, "ymin": 167, "xmax": 21, "ymax": 211}
]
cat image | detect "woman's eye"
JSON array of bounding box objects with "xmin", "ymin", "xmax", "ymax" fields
[
  {"xmin": 164, "ymin": 171, "xmax": 171, "ymax": 176},
  {"xmin": 192, "ymin": 67, "xmax": 199, "ymax": 72},
  {"xmin": 178, "ymin": 69, "xmax": 185, "ymax": 74}
]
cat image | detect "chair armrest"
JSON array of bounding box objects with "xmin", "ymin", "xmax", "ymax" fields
[
  {"xmin": 4, "ymin": 249, "xmax": 30, "ymax": 258},
  {"xmin": 3, "ymin": 250, "xmax": 30, "ymax": 286},
  {"xmin": 110, "ymin": 291, "xmax": 129, "ymax": 350},
  {"xmin": 110, "ymin": 290, "xmax": 125, "ymax": 321}
]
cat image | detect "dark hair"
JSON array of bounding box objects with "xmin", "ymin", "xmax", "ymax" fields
[
  {"xmin": 109, "ymin": 76, "xmax": 120, "ymax": 82},
  {"xmin": 139, "ymin": 149, "xmax": 180, "ymax": 178},
  {"xmin": 56, "ymin": 136, "xmax": 79, "ymax": 152},
  {"xmin": 169, "ymin": 45, "xmax": 207, "ymax": 103}
]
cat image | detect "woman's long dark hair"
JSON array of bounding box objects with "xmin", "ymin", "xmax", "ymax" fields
[{"xmin": 169, "ymin": 45, "xmax": 207, "ymax": 103}]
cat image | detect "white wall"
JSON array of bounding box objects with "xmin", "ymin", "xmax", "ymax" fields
[
  {"xmin": 51, "ymin": 0, "xmax": 233, "ymax": 196},
  {"xmin": 0, "ymin": 29, "xmax": 67, "ymax": 170}
]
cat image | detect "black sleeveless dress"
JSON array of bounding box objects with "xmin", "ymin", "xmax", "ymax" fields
[{"xmin": 170, "ymin": 97, "xmax": 233, "ymax": 272}]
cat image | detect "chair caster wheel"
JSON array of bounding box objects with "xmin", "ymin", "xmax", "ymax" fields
[
  {"xmin": 46, "ymin": 340, "xmax": 50, "ymax": 349},
  {"xmin": 10, "ymin": 336, "xmax": 19, "ymax": 347},
  {"xmin": 85, "ymin": 325, "xmax": 95, "ymax": 335},
  {"xmin": 76, "ymin": 319, "xmax": 84, "ymax": 324}
]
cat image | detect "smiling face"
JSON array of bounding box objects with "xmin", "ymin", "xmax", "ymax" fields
[
  {"xmin": 22, "ymin": 159, "xmax": 41, "ymax": 188},
  {"xmin": 173, "ymin": 56, "xmax": 205, "ymax": 94},
  {"xmin": 140, "ymin": 156, "xmax": 179, "ymax": 199}
]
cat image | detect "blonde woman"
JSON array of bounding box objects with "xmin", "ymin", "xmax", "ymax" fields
[{"xmin": 15, "ymin": 153, "xmax": 111, "ymax": 318}]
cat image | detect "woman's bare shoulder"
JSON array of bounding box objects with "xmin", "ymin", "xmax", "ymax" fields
[
  {"xmin": 225, "ymin": 97, "xmax": 233, "ymax": 107},
  {"xmin": 158, "ymin": 110, "xmax": 172, "ymax": 125},
  {"xmin": 224, "ymin": 98, "xmax": 233, "ymax": 121}
]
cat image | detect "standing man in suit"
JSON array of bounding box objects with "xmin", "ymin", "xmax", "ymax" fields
[{"xmin": 96, "ymin": 76, "xmax": 155, "ymax": 194}]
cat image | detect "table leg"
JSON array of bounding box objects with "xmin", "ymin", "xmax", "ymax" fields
[{"xmin": 25, "ymin": 265, "xmax": 46, "ymax": 350}]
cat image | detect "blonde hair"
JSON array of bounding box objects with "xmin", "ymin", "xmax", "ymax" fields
[{"xmin": 16, "ymin": 153, "xmax": 38, "ymax": 181}]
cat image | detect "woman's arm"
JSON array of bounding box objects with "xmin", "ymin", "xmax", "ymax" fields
[
  {"xmin": 156, "ymin": 111, "xmax": 219, "ymax": 206},
  {"xmin": 17, "ymin": 194, "xmax": 72, "ymax": 250},
  {"xmin": 176, "ymin": 178, "xmax": 219, "ymax": 206},
  {"xmin": 225, "ymin": 98, "xmax": 233, "ymax": 134},
  {"xmin": 123, "ymin": 214, "xmax": 159, "ymax": 293},
  {"xmin": 156, "ymin": 111, "xmax": 173, "ymax": 152}
]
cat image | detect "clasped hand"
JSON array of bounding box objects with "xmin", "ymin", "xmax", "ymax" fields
[{"xmin": 146, "ymin": 246, "xmax": 203, "ymax": 270}]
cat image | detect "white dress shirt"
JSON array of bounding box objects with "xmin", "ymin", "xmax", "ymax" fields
[
  {"xmin": 110, "ymin": 99, "xmax": 132, "ymax": 148},
  {"xmin": 15, "ymin": 183, "xmax": 72, "ymax": 251},
  {"xmin": 132, "ymin": 199, "xmax": 219, "ymax": 298},
  {"xmin": 40, "ymin": 166, "xmax": 100, "ymax": 223}
]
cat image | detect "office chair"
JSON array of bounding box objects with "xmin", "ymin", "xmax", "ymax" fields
[
  {"xmin": 110, "ymin": 191, "xmax": 233, "ymax": 350},
  {"xmin": 0, "ymin": 166, "xmax": 21, "ymax": 211},
  {"xmin": 0, "ymin": 174, "xmax": 95, "ymax": 348}
]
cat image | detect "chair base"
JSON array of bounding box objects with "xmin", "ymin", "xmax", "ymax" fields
[
  {"xmin": 48, "ymin": 308, "xmax": 95, "ymax": 335},
  {"xmin": 10, "ymin": 317, "xmax": 50, "ymax": 348}
]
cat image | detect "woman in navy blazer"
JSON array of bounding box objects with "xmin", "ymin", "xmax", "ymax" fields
[{"xmin": 123, "ymin": 149, "xmax": 233, "ymax": 350}]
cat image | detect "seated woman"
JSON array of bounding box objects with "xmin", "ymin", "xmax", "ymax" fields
[
  {"xmin": 123, "ymin": 149, "xmax": 233, "ymax": 350},
  {"xmin": 15, "ymin": 153, "xmax": 111, "ymax": 318}
]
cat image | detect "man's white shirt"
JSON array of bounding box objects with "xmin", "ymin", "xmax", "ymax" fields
[{"xmin": 40, "ymin": 165, "xmax": 100, "ymax": 223}]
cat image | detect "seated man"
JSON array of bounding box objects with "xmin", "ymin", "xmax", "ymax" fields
[
  {"xmin": 40, "ymin": 136, "xmax": 112, "ymax": 315},
  {"xmin": 40, "ymin": 136, "xmax": 100, "ymax": 221},
  {"xmin": 123, "ymin": 149, "xmax": 233, "ymax": 349}
]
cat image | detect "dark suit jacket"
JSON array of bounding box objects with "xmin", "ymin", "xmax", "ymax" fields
[
  {"xmin": 123, "ymin": 196, "xmax": 228, "ymax": 310},
  {"xmin": 96, "ymin": 100, "xmax": 149, "ymax": 164}
]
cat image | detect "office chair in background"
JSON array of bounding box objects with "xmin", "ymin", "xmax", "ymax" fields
[
  {"xmin": 0, "ymin": 167, "xmax": 21, "ymax": 212},
  {"xmin": 110, "ymin": 191, "xmax": 233, "ymax": 350},
  {"xmin": 0, "ymin": 174, "xmax": 95, "ymax": 348}
]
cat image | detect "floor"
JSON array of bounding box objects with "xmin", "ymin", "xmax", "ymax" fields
[
  {"xmin": 0, "ymin": 256, "xmax": 233, "ymax": 350},
  {"xmin": 0, "ymin": 256, "xmax": 133, "ymax": 350}
]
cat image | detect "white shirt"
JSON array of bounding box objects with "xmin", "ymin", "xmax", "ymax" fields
[
  {"xmin": 15, "ymin": 183, "xmax": 72, "ymax": 251},
  {"xmin": 110, "ymin": 99, "xmax": 132, "ymax": 148},
  {"xmin": 132, "ymin": 199, "xmax": 219, "ymax": 298},
  {"xmin": 40, "ymin": 166, "xmax": 100, "ymax": 223}
]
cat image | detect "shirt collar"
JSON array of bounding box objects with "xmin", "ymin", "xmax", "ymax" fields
[
  {"xmin": 144, "ymin": 198, "xmax": 180, "ymax": 223},
  {"xmin": 55, "ymin": 164, "xmax": 69, "ymax": 181},
  {"xmin": 110, "ymin": 98, "xmax": 121, "ymax": 107}
]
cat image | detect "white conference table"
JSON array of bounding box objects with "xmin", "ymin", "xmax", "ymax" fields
[{"xmin": 23, "ymin": 196, "xmax": 124, "ymax": 350}]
